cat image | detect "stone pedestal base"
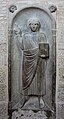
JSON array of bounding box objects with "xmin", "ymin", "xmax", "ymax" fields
[{"xmin": 12, "ymin": 109, "xmax": 47, "ymax": 119}]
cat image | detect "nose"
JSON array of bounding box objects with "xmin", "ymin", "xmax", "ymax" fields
[{"xmin": 33, "ymin": 26, "xmax": 35, "ymax": 28}]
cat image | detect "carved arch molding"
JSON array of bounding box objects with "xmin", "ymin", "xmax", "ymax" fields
[{"xmin": 8, "ymin": 4, "xmax": 56, "ymax": 119}]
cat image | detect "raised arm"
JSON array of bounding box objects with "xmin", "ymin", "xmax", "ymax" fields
[{"xmin": 13, "ymin": 23, "xmax": 24, "ymax": 51}]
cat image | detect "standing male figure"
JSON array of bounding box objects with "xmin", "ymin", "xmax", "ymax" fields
[{"xmin": 15, "ymin": 17, "xmax": 47, "ymax": 108}]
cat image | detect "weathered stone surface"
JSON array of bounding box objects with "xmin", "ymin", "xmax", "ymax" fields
[
  {"xmin": 0, "ymin": 53, "xmax": 7, "ymax": 66},
  {"xmin": 0, "ymin": 102, "xmax": 8, "ymax": 119},
  {"xmin": 58, "ymin": 83, "xmax": 64, "ymax": 102},
  {"xmin": 0, "ymin": 0, "xmax": 8, "ymax": 118},
  {"xmin": 58, "ymin": 103, "xmax": 64, "ymax": 119},
  {"xmin": 58, "ymin": 68, "xmax": 64, "ymax": 81},
  {"xmin": 0, "ymin": 0, "xmax": 7, "ymax": 43},
  {"xmin": 10, "ymin": 3, "xmax": 56, "ymax": 113},
  {"xmin": 56, "ymin": 1, "xmax": 64, "ymax": 119},
  {"xmin": 0, "ymin": 67, "xmax": 7, "ymax": 83},
  {"xmin": 0, "ymin": 43, "xmax": 7, "ymax": 53},
  {"xmin": 12, "ymin": 109, "xmax": 47, "ymax": 119},
  {"xmin": 0, "ymin": 0, "xmax": 64, "ymax": 119},
  {"xmin": 8, "ymin": 1, "xmax": 57, "ymax": 119},
  {"xmin": 0, "ymin": 44, "xmax": 7, "ymax": 66},
  {"xmin": 0, "ymin": 84, "xmax": 7, "ymax": 101}
]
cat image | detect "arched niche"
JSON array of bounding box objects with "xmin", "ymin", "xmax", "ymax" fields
[{"xmin": 8, "ymin": 5, "xmax": 56, "ymax": 119}]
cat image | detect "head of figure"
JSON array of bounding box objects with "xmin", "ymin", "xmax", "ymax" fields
[{"xmin": 28, "ymin": 17, "xmax": 41, "ymax": 32}]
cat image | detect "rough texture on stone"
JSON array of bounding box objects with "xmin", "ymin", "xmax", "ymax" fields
[
  {"xmin": 0, "ymin": 0, "xmax": 8, "ymax": 119},
  {"xmin": 12, "ymin": 109, "xmax": 47, "ymax": 119}
]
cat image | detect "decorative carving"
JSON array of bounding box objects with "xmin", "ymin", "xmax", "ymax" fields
[
  {"xmin": 49, "ymin": 5, "xmax": 57, "ymax": 13},
  {"xmin": 9, "ymin": 5, "xmax": 17, "ymax": 13}
]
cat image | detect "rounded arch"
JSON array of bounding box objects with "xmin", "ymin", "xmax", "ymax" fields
[{"xmin": 11, "ymin": 5, "xmax": 56, "ymax": 28}]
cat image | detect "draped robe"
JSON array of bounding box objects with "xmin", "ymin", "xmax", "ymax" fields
[{"xmin": 18, "ymin": 32, "xmax": 46, "ymax": 96}]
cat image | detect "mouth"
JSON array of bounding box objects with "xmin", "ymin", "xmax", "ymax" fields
[{"xmin": 33, "ymin": 27, "xmax": 36, "ymax": 30}]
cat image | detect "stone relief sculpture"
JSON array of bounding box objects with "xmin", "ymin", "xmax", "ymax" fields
[
  {"xmin": 9, "ymin": 4, "xmax": 56, "ymax": 119},
  {"xmin": 13, "ymin": 17, "xmax": 49, "ymax": 109}
]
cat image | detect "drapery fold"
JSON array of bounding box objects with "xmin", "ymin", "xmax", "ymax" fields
[{"xmin": 22, "ymin": 48, "xmax": 39, "ymax": 90}]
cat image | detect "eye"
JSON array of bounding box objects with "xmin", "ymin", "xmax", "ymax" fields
[
  {"xmin": 37, "ymin": 23, "xmax": 39, "ymax": 25},
  {"xmin": 31, "ymin": 24, "xmax": 33, "ymax": 26},
  {"xmin": 29, "ymin": 23, "xmax": 31, "ymax": 26}
]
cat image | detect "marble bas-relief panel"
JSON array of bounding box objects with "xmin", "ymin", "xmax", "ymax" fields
[{"xmin": 8, "ymin": 4, "xmax": 56, "ymax": 119}]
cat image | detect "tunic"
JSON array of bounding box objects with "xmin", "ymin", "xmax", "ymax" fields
[{"xmin": 17, "ymin": 32, "xmax": 46, "ymax": 96}]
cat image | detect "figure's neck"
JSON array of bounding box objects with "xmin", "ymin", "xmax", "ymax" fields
[{"xmin": 31, "ymin": 31, "xmax": 39, "ymax": 34}]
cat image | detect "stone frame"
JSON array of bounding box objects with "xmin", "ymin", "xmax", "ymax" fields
[{"xmin": 8, "ymin": 4, "xmax": 56, "ymax": 119}]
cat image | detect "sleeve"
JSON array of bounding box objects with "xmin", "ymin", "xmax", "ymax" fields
[{"xmin": 16, "ymin": 35, "xmax": 24, "ymax": 51}]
